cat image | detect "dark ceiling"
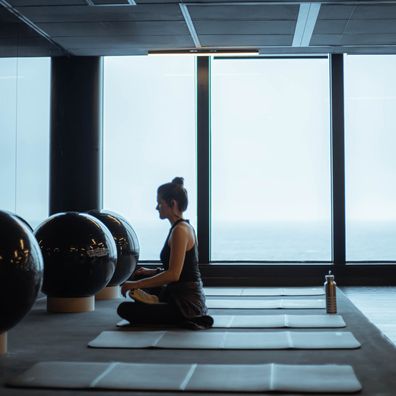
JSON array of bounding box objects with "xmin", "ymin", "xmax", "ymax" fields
[{"xmin": 1, "ymin": 0, "xmax": 396, "ymax": 57}]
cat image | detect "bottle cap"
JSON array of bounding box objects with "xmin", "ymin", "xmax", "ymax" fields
[{"xmin": 325, "ymin": 270, "xmax": 334, "ymax": 281}]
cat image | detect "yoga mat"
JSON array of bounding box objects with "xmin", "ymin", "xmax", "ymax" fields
[
  {"xmin": 7, "ymin": 361, "xmax": 362, "ymax": 393},
  {"xmin": 205, "ymin": 287, "xmax": 325, "ymax": 296},
  {"xmin": 206, "ymin": 298, "xmax": 325, "ymax": 309},
  {"xmin": 4, "ymin": 288, "xmax": 396, "ymax": 396},
  {"xmin": 117, "ymin": 314, "xmax": 346, "ymax": 329},
  {"xmin": 212, "ymin": 314, "xmax": 346, "ymax": 328},
  {"xmin": 88, "ymin": 330, "xmax": 361, "ymax": 349}
]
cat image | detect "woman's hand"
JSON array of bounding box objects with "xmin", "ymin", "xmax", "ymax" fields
[
  {"xmin": 134, "ymin": 267, "xmax": 157, "ymax": 277},
  {"xmin": 121, "ymin": 281, "xmax": 139, "ymax": 298}
]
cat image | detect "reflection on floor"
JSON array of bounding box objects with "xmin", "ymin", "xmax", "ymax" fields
[{"xmin": 342, "ymin": 287, "xmax": 396, "ymax": 346}]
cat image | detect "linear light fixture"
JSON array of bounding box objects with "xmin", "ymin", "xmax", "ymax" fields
[
  {"xmin": 86, "ymin": 0, "xmax": 136, "ymax": 5},
  {"xmin": 179, "ymin": 4, "xmax": 201, "ymax": 48},
  {"xmin": 292, "ymin": 3, "xmax": 321, "ymax": 47},
  {"xmin": 148, "ymin": 48, "xmax": 259, "ymax": 56}
]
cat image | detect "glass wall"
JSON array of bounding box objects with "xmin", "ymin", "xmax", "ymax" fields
[
  {"xmin": 0, "ymin": 57, "xmax": 50, "ymax": 229},
  {"xmin": 211, "ymin": 58, "xmax": 331, "ymax": 261},
  {"xmin": 345, "ymin": 55, "xmax": 396, "ymax": 261},
  {"xmin": 1, "ymin": 54, "xmax": 395, "ymax": 267},
  {"xmin": 0, "ymin": 59, "xmax": 17, "ymax": 213},
  {"xmin": 103, "ymin": 56, "xmax": 197, "ymax": 260}
]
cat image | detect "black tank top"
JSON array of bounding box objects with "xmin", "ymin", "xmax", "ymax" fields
[{"xmin": 160, "ymin": 219, "xmax": 201, "ymax": 283}]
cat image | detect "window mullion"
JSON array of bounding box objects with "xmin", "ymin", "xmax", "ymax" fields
[
  {"xmin": 197, "ymin": 57, "xmax": 211, "ymax": 264},
  {"xmin": 330, "ymin": 53, "xmax": 346, "ymax": 266}
]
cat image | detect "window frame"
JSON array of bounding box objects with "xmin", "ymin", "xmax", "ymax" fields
[{"xmin": 110, "ymin": 54, "xmax": 396, "ymax": 285}]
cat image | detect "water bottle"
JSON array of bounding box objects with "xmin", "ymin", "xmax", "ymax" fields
[{"xmin": 324, "ymin": 271, "xmax": 337, "ymax": 314}]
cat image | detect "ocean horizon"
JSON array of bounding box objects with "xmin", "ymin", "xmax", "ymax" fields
[
  {"xmin": 28, "ymin": 217, "xmax": 396, "ymax": 262},
  {"xmin": 133, "ymin": 221, "xmax": 396, "ymax": 262}
]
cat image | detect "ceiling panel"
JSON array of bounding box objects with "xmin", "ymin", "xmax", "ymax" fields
[
  {"xmin": 93, "ymin": 0, "xmax": 133, "ymax": 4},
  {"xmin": 14, "ymin": 4, "xmax": 183, "ymax": 22},
  {"xmin": 188, "ymin": 4, "xmax": 299, "ymax": 20},
  {"xmin": 319, "ymin": 3, "xmax": 396, "ymax": 20},
  {"xmin": 342, "ymin": 33, "xmax": 396, "ymax": 45},
  {"xmin": 314, "ymin": 20, "xmax": 347, "ymax": 34},
  {"xmin": 0, "ymin": 22, "xmax": 39, "ymax": 38},
  {"xmin": 310, "ymin": 34, "xmax": 343, "ymax": 46},
  {"xmin": 2, "ymin": 1, "xmax": 396, "ymax": 56},
  {"xmin": 9, "ymin": 0, "xmax": 87, "ymax": 5},
  {"xmin": 69, "ymin": 47, "xmax": 147, "ymax": 55},
  {"xmin": 0, "ymin": 36, "xmax": 64, "ymax": 56},
  {"xmin": 189, "ymin": 3, "xmax": 297, "ymax": 50},
  {"xmin": 311, "ymin": 33, "xmax": 396, "ymax": 46},
  {"xmin": 259, "ymin": 45, "xmax": 396, "ymax": 55},
  {"xmin": 345, "ymin": 19, "xmax": 396, "ymax": 34},
  {"xmin": 0, "ymin": 5, "xmax": 18, "ymax": 21},
  {"xmin": 194, "ymin": 20, "xmax": 295, "ymax": 35},
  {"xmin": 200, "ymin": 34, "xmax": 292, "ymax": 47},
  {"xmin": 137, "ymin": 0, "xmax": 301, "ymax": 3},
  {"xmin": 316, "ymin": 4, "xmax": 356, "ymax": 20},
  {"xmin": 352, "ymin": 4, "xmax": 396, "ymax": 19},
  {"xmin": 53, "ymin": 34, "xmax": 194, "ymax": 49},
  {"xmin": 313, "ymin": 3, "xmax": 396, "ymax": 49},
  {"xmin": 0, "ymin": 2, "xmax": 65, "ymax": 56},
  {"xmin": 37, "ymin": 21, "xmax": 189, "ymax": 36}
]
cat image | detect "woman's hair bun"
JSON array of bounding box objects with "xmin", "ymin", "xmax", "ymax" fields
[{"xmin": 172, "ymin": 177, "xmax": 184, "ymax": 186}]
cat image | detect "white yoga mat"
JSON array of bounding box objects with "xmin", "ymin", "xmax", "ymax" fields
[
  {"xmin": 7, "ymin": 361, "xmax": 362, "ymax": 393},
  {"xmin": 88, "ymin": 330, "xmax": 361, "ymax": 349},
  {"xmin": 206, "ymin": 298, "xmax": 326, "ymax": 309},
  {"xmin": 117, "ymin": 314, "xmax": 346, "ymax": 329},
  {"xmin": 205, "ymin": 287, "xmax": 325, "ymax": 296},
  {"xmin": 212, "ymin": 314, "xmax": 346, "ymax": 328}
]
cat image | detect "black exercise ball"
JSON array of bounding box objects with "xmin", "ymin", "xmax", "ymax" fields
[
  {"xmin": 35, "ymin": 212, "xmax": 117, "ymax": 298},
  {"xmin": 88, "ymin": 210, "xmax": 139, "ymax": 286},
  {"xmin": 0, "ymin": 211, "xmax": 43, "ymax": 333},
  {"xmin": 14, "ymin": 214, "xmax": 34, "ymax": 232}
]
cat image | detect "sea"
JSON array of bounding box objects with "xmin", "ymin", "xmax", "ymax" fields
[
  {"xmin": 134, "ymin": 221, "xmax": 396, "ymax": 262},
  {"xmin": 28, "ymin": 217, "xmax": 396, "ymax": 262}
]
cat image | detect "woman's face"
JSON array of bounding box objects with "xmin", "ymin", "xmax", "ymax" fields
[{"xmin": 156, "ymin": 195, "xmax": 170, "ymax": 219}]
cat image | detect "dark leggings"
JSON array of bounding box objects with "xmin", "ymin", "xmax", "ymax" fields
[{"xmin": 117, "ymin": 301, "xmax": 184, "ymax": 325}]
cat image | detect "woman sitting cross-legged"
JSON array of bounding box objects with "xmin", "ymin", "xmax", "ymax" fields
[{"xmin": 118, "ymin": 177, "xmax": 213, "ymax": 330}]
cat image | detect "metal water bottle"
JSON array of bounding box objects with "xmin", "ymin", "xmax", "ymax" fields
[{"xmin": 324, "ymin": 271, "xmax": 337, "ymax": 314}]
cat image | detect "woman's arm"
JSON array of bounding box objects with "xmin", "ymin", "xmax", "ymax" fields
[
  {"xmin": 121, "ymin": 271, "xmax": 175, "ymax": 296},
  {"xmin": 120, "ymin": 226, "xmax": 189, "ymax": 296},
  {"xmin": 133, "ymin": 267, "xmax": 158, "ymax": 277}
]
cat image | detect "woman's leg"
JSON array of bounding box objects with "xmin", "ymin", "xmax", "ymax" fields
[{"xmin": 117, "ymin": 301, "xmax": 183, "ymax": 325}]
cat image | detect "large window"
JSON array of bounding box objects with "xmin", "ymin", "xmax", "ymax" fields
[
  {"xmin": 345, "ymin": 55, "xmax": 396, "ymax": 261},
  {"xmin": 0, "ymin": 57, "xmax": 50, "ymax": 229},
  {"xmin": 211, "ymin": 58, "xmax": 331, "ymax": 261},
  {"xmin": 104, "ymin": 56, "xmax": 197, "ymax": 260}
]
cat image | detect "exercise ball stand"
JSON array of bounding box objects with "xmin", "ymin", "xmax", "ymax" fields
[
  {"xmin": 0, "ymin": 332, "xmax": 7, "ymax": 354},
  {"xmin": 47, "ymin": 296, "xmax": 95, "ymax": 313},
  {"xmin": 96, "ymin": 286, "xmax": 120, "ymax": 300}
]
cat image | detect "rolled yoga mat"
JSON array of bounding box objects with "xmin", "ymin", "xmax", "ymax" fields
[
  {"xmin": 88, "ymin": 330, "xmax": 361, "ymax": 349},
  {"xmin": 117, "ymin": 314, "xmax": 346, "ymax": 329},
  {"xmin": 206, "ymin": 298, "xmax": 325, "ymax": 309},
  {"xmin": 7, "ymin": 361, "xmax": 362, "ymax": 393},
  {"xmin": 205, "ymin": 287, "xmax": 325, "ymax": 296}
]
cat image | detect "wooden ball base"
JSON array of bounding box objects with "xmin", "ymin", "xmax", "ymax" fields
[
  {"xmin": 0, "ymin": 332, "xmax": 7, "ymax": 355},
  {"xmin": 96, "ymin": 286, "xmax": 120, "ymax": 300},
  {"xmin": 47, "ymin": 296, "xmax": 95, "ymax": 313}
]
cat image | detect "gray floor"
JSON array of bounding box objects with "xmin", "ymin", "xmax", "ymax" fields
[
  {"xmin": 1, "ymin": 289, "xmax": 396, "ymax": 395},
  {"xmin": 342, "ymin": 287, "xmax": 396, "ymax": 345}
]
